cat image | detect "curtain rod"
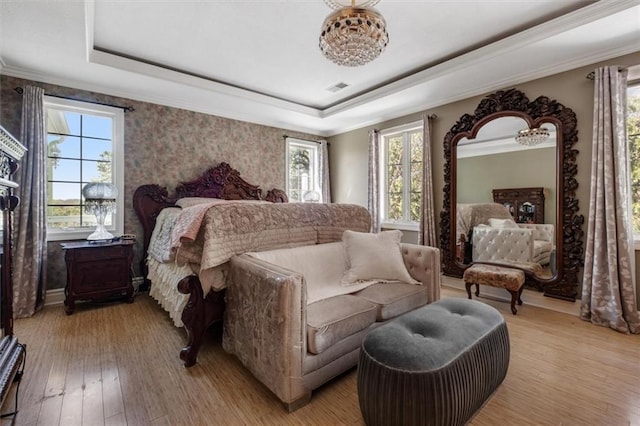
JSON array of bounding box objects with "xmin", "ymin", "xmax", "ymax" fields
[
  {"xmin": 283, "ymin": 135, "xmax": 326, "ymax": 145},
  {"xmin": 14, "ymin": 87, "xmax": 135, "ymax": 112},
  {"xmin": 586, "ymin": 66, "xmax": 627, "ymax": 80}
]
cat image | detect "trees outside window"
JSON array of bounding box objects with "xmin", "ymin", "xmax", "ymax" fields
[
  {"xmin": 380, "ymin": 122, "xmax": 423, "ymax": 228},
  {"xmin": 628, "ymin": 84, "xmax": 640, "ymax": 234}
]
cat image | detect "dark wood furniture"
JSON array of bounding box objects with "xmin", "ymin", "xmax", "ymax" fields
[
  {"xmin": 440, "ymin": 88, "xmax": 583, "ymax": 301},
  {"xmin": 133, "ymin": 162, "xmax": 287, "ymax": 367},
  {"xmin": 61, "ymin": 240, "xmax": 135, "ymax": 315},
  {"xmin": 0, "ymin": 125, "xmax": 26, "ymax": 416},
  {"xmin": 492, "ymin": 187, "xmax": 545, "ymax": 224}
]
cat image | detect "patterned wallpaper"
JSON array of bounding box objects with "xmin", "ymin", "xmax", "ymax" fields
[{"xmin": 0, "ymin": 75, "xmax": 321, "ymax": 290}]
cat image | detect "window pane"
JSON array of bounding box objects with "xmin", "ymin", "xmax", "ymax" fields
[
  {"xmin": 50, "ymin": 159, "xmax": 81, "ymax": 182},
  {"xmin": 48, "ymin": 134, "xmax": 80, "ymax": 160},
  {"xmin": 387, "ymin": 136, "xmax": 403, "ymax": 165},
  {"xmin": 82, "ymin": 160, "xmax": 111, "ymax": 183},
  {"xmin": 410, "ymin": 192, "xmax": 421, "ymax": 222},
  {"xmin": 47, "ymin": 206, "xmax": 84, "ymax": 229},
  {"xmin": 387, "ymin": 193, "xmax": 403, "ymax": 221},
  {"xmin": 82, "ymin": 115, "xmax": 112, "ymax": 139},
  {"xmin": 387, "ymin": 165, "xmax": 403, "ymax": 194},
  {"xmin": 410, "ymin": 132, "xmax": 422, "ymax": 162},
  {"xmin": 49, "ymin": 182, "xmax": 82, "ymax": 205},
  {"xmin": 83, "ymin": 138, "xmax": 112, "ymax": 161},
  {"xmin": 411, "ymin": 161, "xmax": 422, "ymax": 193}
]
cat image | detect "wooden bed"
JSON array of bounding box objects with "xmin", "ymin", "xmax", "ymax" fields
[
  {"xmin": 133, "ymin": 162, "xmax": 371, "ymax": 368},
  {"xmin": 133, "ymin": 162, "xmax": 288, "ymax": 367}
]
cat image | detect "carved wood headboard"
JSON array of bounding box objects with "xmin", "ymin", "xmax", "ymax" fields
[{"xmin": 132, "ymin": 162, "xmax": 287, "ymax": 286}]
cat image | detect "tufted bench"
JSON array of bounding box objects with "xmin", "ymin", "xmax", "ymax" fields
[
  {"xmin": 463, "ymin": 263, "xmax": 525, "ymax": 314},
  {"xmin": 357, "ymin": 298, "xmax": 510, "ymax": 426}
]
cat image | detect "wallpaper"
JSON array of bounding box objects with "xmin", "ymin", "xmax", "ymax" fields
[{"xmin": 0, "ymin": 75, "xmax": 320, "ymax": 290}]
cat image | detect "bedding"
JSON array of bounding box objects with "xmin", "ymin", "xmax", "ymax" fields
[{"xmin": 146, "ymin": 199, "xmax": 372, "ymax": 319}]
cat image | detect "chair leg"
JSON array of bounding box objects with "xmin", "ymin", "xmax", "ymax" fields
[
  {"xmin": 465, "ymin": 281, "xmax": 473, "ymax": 299},
  {"xmin": 475, "ymin": 283, "xmax": 480, "ymax": 297},
  {"xmin": 517, "ymin": 286, "xmax": 524, "ymax": 306},
  {"xmin": 284, "ymin": 391, "xmax": 312, "ymax": 412},
  {"xmin": 508, "ymin": 290, "xmax": 518, "ymax": 315}
]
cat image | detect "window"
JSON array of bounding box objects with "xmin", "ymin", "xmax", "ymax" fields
[
  {"xmin": 45, "ymin": 97, "xmax": 124, "ymax": 241},
  {"xmin": 380, "ymin": 121, "xmax": 423, "ymax": 230},
  {"xmin": 629, "ymin": 83, "xmax": 640, "ymax": 239},
  {"xmin": 285, "ymin": 138, "xmax": 321, "ymax": 203}
]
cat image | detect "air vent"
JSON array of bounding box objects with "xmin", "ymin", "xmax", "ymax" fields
[{"xmin": 326, "ymin": 82, "xmax": 349, "ymax": 93}]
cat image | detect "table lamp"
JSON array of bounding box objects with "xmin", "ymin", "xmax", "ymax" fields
[{"xmin": 82, "ymin": 182, "xmax": 118, "ymax": 240}]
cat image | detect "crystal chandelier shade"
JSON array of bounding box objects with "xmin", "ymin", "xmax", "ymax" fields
[
  {"xmin": 515, "ymin": 127, "xmax": 550, "ymax": 147},
  {"xmin": 319, "ymin": 1, "xmax": 389, "ymax": 67}
]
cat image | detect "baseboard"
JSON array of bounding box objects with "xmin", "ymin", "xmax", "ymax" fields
[
  {"xmin": 45, "ymin": 276, "xmax": 146, "ymax": 307},
  {"xmin": 441, "ymin": 275, "xmax": 581, "ymax": 316},
  {"xmin": 45, "ymin": 288, "xmax": 65, "ymax": 306}
]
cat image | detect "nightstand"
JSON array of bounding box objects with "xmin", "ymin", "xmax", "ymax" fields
[{"xmin": 61, "ymin": 240, "xmax": 135, "ymax": 315}]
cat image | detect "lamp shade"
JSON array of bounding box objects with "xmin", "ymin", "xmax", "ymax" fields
[{"xmin": 82, "ymin": 182, "xmax": 118, "ymax": 200}]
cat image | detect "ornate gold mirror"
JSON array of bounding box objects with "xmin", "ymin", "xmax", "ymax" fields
[{"xmin": 440, "ymin": 88, "xmax": 584, "ymax": 301}]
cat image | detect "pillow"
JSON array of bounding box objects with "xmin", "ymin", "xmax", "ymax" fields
[
  {"xmin": 175, "ymin": 197, "xmax": 221, "ymax": 208},
  {"xmin": 341, "ymin": 230, "xmax": 418, "ymax": 286},
  {"xmin": 488, "ymin": 218, "xmax": 519, "ymax": 228}
]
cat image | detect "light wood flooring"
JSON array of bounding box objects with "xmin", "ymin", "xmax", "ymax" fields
[{"xmin": 2, "ymin": 286, "xmax": 639, "ymax": 426}]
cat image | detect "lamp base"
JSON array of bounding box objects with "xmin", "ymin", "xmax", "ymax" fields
[{"xmin": 87, "ymin": 225, "xmax": 115, "ymax": 241}]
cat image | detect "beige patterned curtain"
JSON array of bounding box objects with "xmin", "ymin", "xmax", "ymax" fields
[
  {"xmin": 319, "ymin": 140, "xmax": 331, "ymax": 203},
  {"xmin": 368, "ymin": 129, "xmax": 380, "ymax": 232},
  {"xmin": 580, "ymin": 66, "xmax": 640, "ymax": 334},
  {"xmin": 419, "ymin": 114, "xmax": 437, "ymax": 246},
  {"xmin": 13, "ymin": 85, "xmax": 47, "ymax": 318}
]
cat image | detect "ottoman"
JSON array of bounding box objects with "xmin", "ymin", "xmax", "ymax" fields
[
  {"xmin": 463, "ymin": 263, "xmax": 525, "ymax": 314},
  {"xmin": 357, "ymin": 298, "xmax": 509, "ymax": 426}
]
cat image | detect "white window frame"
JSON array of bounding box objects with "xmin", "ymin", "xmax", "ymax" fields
[
  {"xmin": 285, "ymin": 137, "xmax": 321, "ymax": 203},
  {"xmin": 379, "ymin": 120, "xmax": 423, "ymax": 231},
  {"xmin": 44, "ymin": 97, "xmax": 125, "ymax": 241}
]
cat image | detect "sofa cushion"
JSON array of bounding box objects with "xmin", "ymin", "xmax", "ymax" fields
[
  {"xmin": 353, "ymin": 283, "xmax": 428, "ymax": 321},
  {"xmin": 342, "ymin": 230, "xmax": 418, "ymax": 286},
  {"xmin": 307, "ymin": 295, "xmax": 377, "ymax": 355},
  {"xmin": 247, "ymin": 242, "xmax": 372, "ymax": 304}
]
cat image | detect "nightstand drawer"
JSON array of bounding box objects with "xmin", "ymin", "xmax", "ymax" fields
[
  {"xmin": 73, "ymin": 260, "xmax": 131, "ymax": 292},
  {"xmin": 71, "ymin": 245, "xmax": 130, "ymax": 262}
]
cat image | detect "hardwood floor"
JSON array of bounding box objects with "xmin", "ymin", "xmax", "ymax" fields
[{"xmin": 2, "ymin": 287, "xmax": 639, "ymax": 426}]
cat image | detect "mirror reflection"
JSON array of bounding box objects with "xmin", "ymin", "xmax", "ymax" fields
[{"xmin": 455, "ymin": 116, "xmax": 557, "ymax": 279}]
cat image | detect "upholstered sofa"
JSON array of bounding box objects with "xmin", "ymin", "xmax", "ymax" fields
[{"xmin": 222, "ymin": 230, "xmax": 441, "ymax": 411}]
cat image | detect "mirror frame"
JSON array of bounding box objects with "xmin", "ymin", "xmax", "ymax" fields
[{"xmin": 439, "ymin": 88, "xmax": 584, "ymax": 301}]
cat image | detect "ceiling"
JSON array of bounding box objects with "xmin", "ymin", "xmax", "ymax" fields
[{"xmin": 1, "ymin": 1, "xmax": 639, "ymax": 137}]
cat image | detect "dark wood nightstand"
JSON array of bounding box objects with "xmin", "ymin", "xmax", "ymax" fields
[{"xmin": 61, "ymin": 240, "xmax": 135, "ymax": 315}]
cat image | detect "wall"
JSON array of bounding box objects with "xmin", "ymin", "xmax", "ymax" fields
[
  {"xmin": 0, "ymin": 75, "xmax": 320, "ymax": 290},
  {"xmin": 329, "ymin": 51, "xmax": 640, "ymax": 305}
]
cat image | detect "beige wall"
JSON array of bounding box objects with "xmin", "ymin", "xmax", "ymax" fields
[
  {"xmin": 329, "ymin": 51, "xmax": 640, "ymax": 304},
  {"xmin": 0, "ymin": 75, "xmax": 320, "ymax": 290},
  {"xmin": 457, "ymin": 148, "xmax": 556, "ymax": 228}
]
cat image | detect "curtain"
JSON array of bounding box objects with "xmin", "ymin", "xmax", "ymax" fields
[
  {"xmin": 13, "ymin": 85, "xmax": 47, "ymax": 318},
  {"xmin": 580, "ymin": 66, "xmax": 640, "ymax": 334},
  {"xmin": 319, "ymin": 139, "xmax": 331, "ymax": 203},
  {"xmin": 368, "ymin": 129, "xmax": 380, "ymax": 233},
  {"xmin": 419, "ymin": 114, "xmax": 437, "ymax": 246}
]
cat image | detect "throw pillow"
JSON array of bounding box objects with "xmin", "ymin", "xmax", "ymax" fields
[{"xmin": 341, "ymin": 230, "xmax": 418, "ymax": 285}]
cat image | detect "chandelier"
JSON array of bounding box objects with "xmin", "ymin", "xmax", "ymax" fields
[
  {"xmin": 515, "ymin": 127, "xmax": 550, "ymax": 147},
  {"xmin": 319, "ymin": 0, "xmax": 389, "ymax": 67}
]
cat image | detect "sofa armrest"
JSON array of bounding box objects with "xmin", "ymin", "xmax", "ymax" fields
[
  {"xmin": 400, "ymin": 243, "xmax": 441, "ymax": 303},
  {"xmin": 223, "ymin": 254, "xmax": 308, "ymax": 404},
  {"xmin": 518, "ymin": 223, "xmax": 554, "ymax": 242}
]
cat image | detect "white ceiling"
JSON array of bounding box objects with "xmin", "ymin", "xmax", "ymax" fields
[{"xmin": 1, "ymin": 1, "xmax": 639, "ymax": 136}]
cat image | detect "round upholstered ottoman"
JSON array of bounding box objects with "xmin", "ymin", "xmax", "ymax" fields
[{"xmin": 357, "ymin": 298, "xmax": 509, "ymax": 426}]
